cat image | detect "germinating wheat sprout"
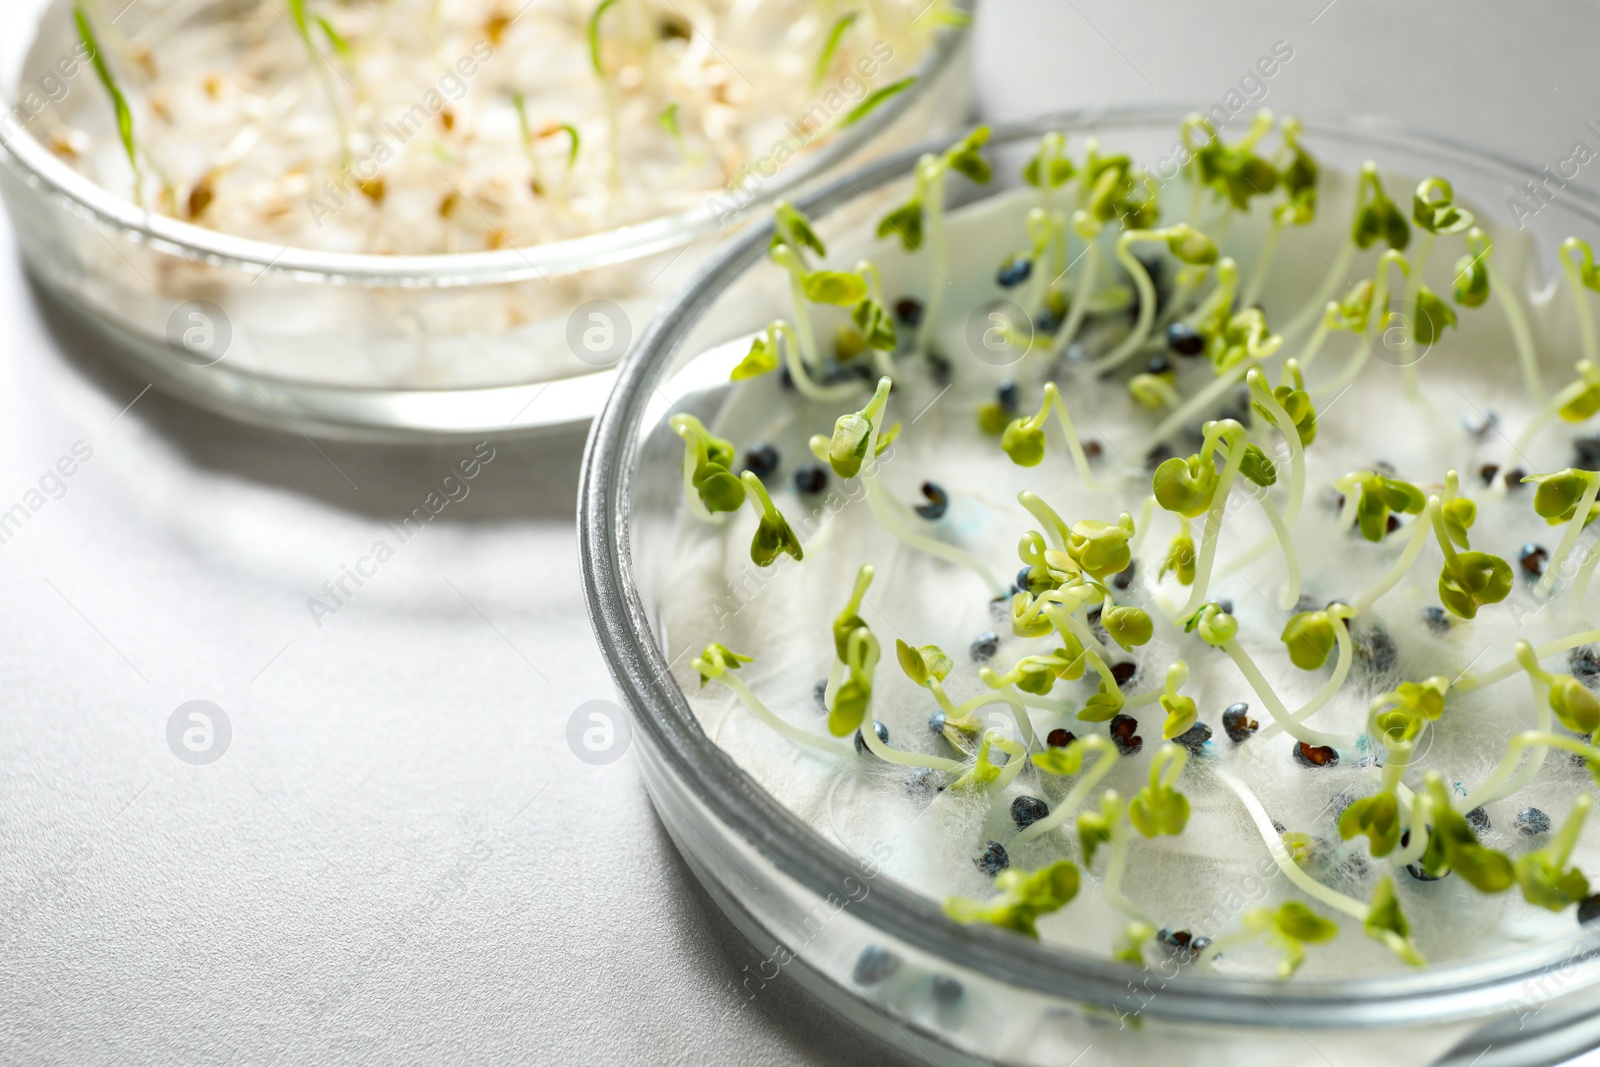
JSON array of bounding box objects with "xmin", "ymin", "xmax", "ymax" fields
[
  {"xmin": 664, "ymin": 112, "xmax": 1600, "ymax": 981},
  {"xmin": 41, "ymin": 0, "xmax": 962, "ymax": 253}
]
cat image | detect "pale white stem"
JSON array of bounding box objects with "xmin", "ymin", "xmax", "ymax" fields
[
  {"xmin": 1487, "ymin": 261, "xmax": 1543, "ymax": 405},
  {"xmin": 1351, "ymin": 498, "xmax": 1439, "ymax": 616},
  {"xmin": 714, "ymin": 674, "xmax": 850, "ymax": 755},
  {"xmin": 1218, "ymin": 770, "xmax": 1370, "ymax": 920}
]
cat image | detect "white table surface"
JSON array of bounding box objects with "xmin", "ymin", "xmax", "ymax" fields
[{"xmin": 6, "ymin": 1, "xmax": 1600, "ymax": 1063}]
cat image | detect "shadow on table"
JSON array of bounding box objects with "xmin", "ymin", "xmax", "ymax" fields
[
  {"xmin": 643, "ymin": 811, "xmax": 919, "ymax": 1067},
  {"xmin": 29, "ymin": 273, "xmax": 587, "ymax": 525}
]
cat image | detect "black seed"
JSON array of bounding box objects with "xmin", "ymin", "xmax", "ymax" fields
[
  {"xmin": 1111, "ymin": 661, "xmax": 1138, "ymax": 686},
  {"xmin": 1505, "ymin": 467, "xmax": 1528, "ymax": 491},
  {"xmin": 1572, "ymin": 646, "xmax": 1600, "ymax": 685},
  {"xmin": 1579, "ymin": 895, "xmax": 1600, "ymax": 925},
  {"xmin": 779, "ymin": 363, "xmax": 796, "ymax": 392},
  {"xmin": 1329, "ymin": 790, "xmax": 1357, "ymax": 822},
  {"xmin": 1520, "ymin": 543, "xmax": 1549, "ymax": 576},
  {"xmin": 1011, "ymin": 795, "xmax": 1050, "ymax": 830},
  {"xmin": 915, "ymin": 481, "xmax": 950, "ymax": 521},
  {"xmin": 1112, "ymin": 561, "xmax": 1137, "ymax": 591},
  {"xmin": 1400, "ymin": 828, "xmax": 1447, "ymax": 881},
  {"xmin": 1386, "ymin": 513, "xmax": 1401, "ymax": 535},
  {"xmin": 813, "ymin": 679, "xmax": 828, "ymax": 713},
  {"xmin": 970, "ymin": 631, "xmax": 1000, "ymax": 662},
  {"xmin": 975, "ymin": 841, "xmax": 1010, "ymax": 877},
  {"xmin": 1036, "ymin": 309, "xmax": 1063, "ymax": 333},
  {"xmin": 793, "ymin": 463, "xmax": 828, "ymax": 494},
  {"xmin": 1516, "ymin": 807, "xmax": 1551, "ymax": 835},
  {"xmin": 928, "ymin": 710, "xmax": 947, "ymax": 735},
  {"xmin": 1016, "ymin": 566, "xmax": 1034, "ymax": 594},
  {"xmin": 855, "ymin": 720, "xmax": 890, "ymax": 756},
  {"xmin": 1085, "ymin": 606, "xmax": 1103, "ymax": 626},
  {"xmin": 1109, "ymin": 714, "xmax": 1143, "ymax": 755},
  {"xmin": 743, "ymin": 443, "xmax": 780, "ymax": 480},
  {"xmin": 907, "ymin": 767, "xmax": 940, "ymax": 798},
  {"xmin": 1166, "ymin": 321, "xmax": 1205, "ymax": 356},
  {"xmin": 1174, "ymin": 721, "xmax": 1212, "ymax": 752},
  {"xmin": 1355, "ymin": 626, "xmax": 1398, "ymax": 677},
  {"xmin": 1046, "ymin": 728, "xmax": 1076, "ymax": 748},
  {"xmin": 927, "ymin": 351, "xmax": 953, "ymax": 384},
  {"xmin": 1222, "ymin": 703, "xmax": 1258, "ymax": 742},
  {"xmin": 1462, "ymin": 410, "xmax": 1499, "ymax": 438},
  {"xmin": 1146, "ymin": 355, "xmax": 1173, "ymax": 376},
  {"xmin": 997, "ymin": 379, "xmax": 1020, "ymax": 413},
  {"xmin": 989, "ymin": 596, "xmax": 1011, "ymax": 624},
  {"xmin": 1479, "ymin": 463, "xmax": 1500, "ymax": 486},
  {"xmin": 853, "ymin": 945, "xmax": 901, "ymax": 985},
  {"xmin": 931, "ymin": 975, "xmax": 964, "ymax": 1006},
  {"xmin": 1217, "ymin": 598, "xmax": 1234, "ymax": 616},
  {"xmin": 894, "ymin": 297, "xmax": 924, "ymax": 327},
  {"xmin": 1372, "ymin": 459, "xmax": 1398, "ymax": 477},
  {"xmin": 1421, "ymin": 606, "xmax": 1450, "ymax": 634},
  {"xmin": 1294, "ymin": 742, "xmax": 1339, "ymax": 767},
  {"xmin": 1466, "ymin": 807, "xmax": 1491, "ymax": 833},
  {"xmin": 996, "ymin": 258, "xmax": 1032, "ymax": 288},
  {"xmin": 1157, "ymin": 928, "xmax": 1209, "ymax": 960},
  {"xmin": 1577, "ymin": 436, "xmax": 1600, "ymax": 472}
]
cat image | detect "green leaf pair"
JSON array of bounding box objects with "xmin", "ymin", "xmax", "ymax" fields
[
  {"xmin": 1001, "ymin": 418, "xmax": 1047, "ymax": 467},
  {"xmin": 1252, "ymin": 381, "xmax": 1318, "ymax": 446},
  {"xmin": 694, "ymin": 643, "xmax": 752, "ymax": 687},
  {"xmin": 1339, "ymin": 790, "xmax": 1401, "ymax": 857},
  {"xmin": 1549, "ymin": 675, "xmax": 1600, "ymax": 735},
  {"xmin": 1352, "ymin": 165, "xmax": 1411, "ymax": 251},
  {"xmin": 1243, "ymin": 902, "xmax": 1339, "ymax": 979},
  {"xmin": 1354, "ymin": 473, "xmax": 1426, "ymax": 542},
  {"xmin": 1153, "ymin": 454, "xmax": 1220, "ymax": 518},
  {"xmin": 943, "ymin": 859, "xmax": 1080, "ymax": 938},
  {"xmin": 1280, "ymin": 609, "xmax": 1339, "ymax": 671},
  {"xmin": 895, "ymin": 640, "xmax": 954, "ymax": 688},
  {"xmin": 1413, "ymin": 285, "xmax": 1459, "ymax": 346},
  {"xmin": 1530, "ymin": 469, "xmax": 1600, "ymax": 525},
  {"xmin": 731, "ymin": 332, "xmax": 779, "ymax": 380},
  {"xmin": 852, "ymin": 298, "xmax": 897, "ymax": 350},
  {"xmin": 771, "ymin": 200, "xmax": 827, "ymax": 260},
  {"xmin": 1078, "ymin": 792, "xmax": 1123, "ymax": 866},
  {"xmin": 1365, "ymin": 877, "xmax": 1425, "ymax": 966},
  {"xmin": 1514, "ymin": 797, "xmax": 1591, "ymax": 910},
  {"xmin": 1412, "ymin": 177, "xmax": 1474, "ymax": 236},
  {"xmin": 1160, "ymin": 530, "xmax": 1197, "ymax": 585},
  {"xmin": 1453, "ymin": 229, "xmax": 1493, "ymax": 308},
  {"xmin": 1206, "ymin": 307, "xmax": 1281, "ymax": 373},
  {"xmin": 1129, "ymin": 746, "xmax": 1190, "ymax": 836},
  {"xmin": 1438, "ymin": 551, "xmax": 1513, "ymax": 620},
  {"xmin": 1183, "ymin": 602, "xmax": 1238, "ymax": 647},
  {"xmin": 1189, "ymin": 116, "xmax": 1280, "ymax": 211},
  {"xmin": 1418, "ymin": 777, "xmax": 1514, "ymax": 891},
  {"xmin": 1066, "ymin": 515, "xmax": 1135, "ymax": 580},
  {"xmin": 673, "ymin": 415, "xmax": 746, "ymax": 513}
]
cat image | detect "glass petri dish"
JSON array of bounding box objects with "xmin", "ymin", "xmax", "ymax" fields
[
  {"xmin": 579, "ymin": 109, "xmax": 1600, "ymax": 1065},
  {"xmin": 0, "ymin": 0, "xmax": 972, "ymax": 440}
]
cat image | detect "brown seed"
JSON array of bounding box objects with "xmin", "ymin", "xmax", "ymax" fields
[
  {"xmin": 1480, "ymin": 464, "xmax": 1500, "ymax": 486},
  {"xmin": 1046, "ymin": 728, "xmax": 1076, "ymax": 749},
  {"xmin": 1295, "ymin": 742, "xmax": 1339, "ymax": 767}
]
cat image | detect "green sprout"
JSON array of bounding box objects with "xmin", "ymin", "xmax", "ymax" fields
[
  {"xmin": 1092, "ymin": 224, "xmax": 1220, "ymax": 373},
  {"xmin": 287, "ymin": 0, "xmax": 353, "ymax": 170},
  {"xmin": 812, "ymin": 11, "xmax": 859, "ymax": 88},
  {"xmin": 949, "ymin": 729, "xmax": 1026, "ymax": 793},
  {"xmin": 1351, "ymin": 162, "xmax": 1410, "ymax": 251},
  {"xmin": 741, "ymin": 472, "xmax": 802, "ymax": 567},
  {"xmin": 1561, "ymin": 237, "xmax": 1600, "ymax": 369},
  {"xmin": 74, "ymin": 4, "xmax": 143, "ymax": 205},
  {"xmin": 874, "ymin": 127, "xmax": 992, "ymax": 360},
  {"xmin": 827, "ymin": 377, "xmax": 892, "ymax": 478},
  {"xmin": 842, "ymin": 76, "xmax": 918, "ymax": 127},
  {"xmin": 1065, "ymin": 514, "xmax": 1135, "ymax": 580},
  {"xmin": 1414, "ymin": 775, "xmax": 1514, "ymax": 891},
  {"xmin": 944, "ymin": 860, "xmax": 1080, "ymax": 938},
  {"xmin": 1337, "ymin": 470, "xmax": 1426, "ymax": 543},
  {"xmin": 1129, "ymin": 744, "xmax": 1190, "ymax": 835},
  {"xmin": 1515, "ymin": 797, "xmax": 1592, "ymax": 911},
  {"xmin": 1184, "ymin": 110, "xmax": 1280, "ymax": 211},
  {"xmin": 1527, "ymin": 467, "xmax": 1600, "ymax": 599},
  {"xmin": 694, "ymin": 642, "xmax": 751, "ymax": 687},
  {"xmin": 998, "ymin": 382, "xmax": 1107, "ymax": 490},
  {"xmin": 1242, "ymin": 902, "xmax": 1338, "ymax": 979},
  {"xmin": 1155, "ymin": 662, "xmax": 1197, "ymax": 740},
  {"xmin": 1279, "ymin": 608, "xmax": 1340, "ymax": 672},
  {"xmin": 1364, "ymin": 878, "xmax": 1426, "ymax": 966},
  {"xmin": 670, "ymin": 414, "xmax": 745, "ymax": 519}
]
